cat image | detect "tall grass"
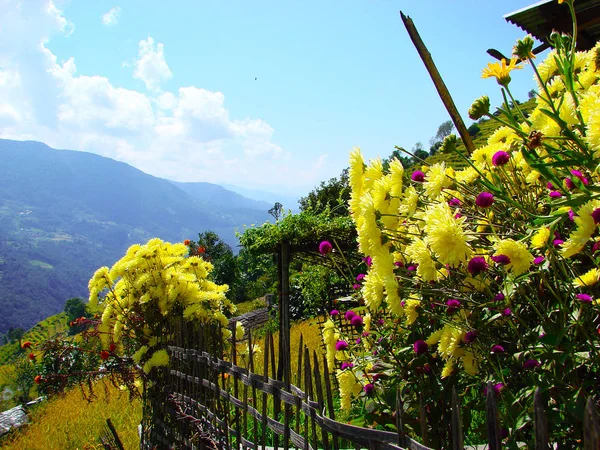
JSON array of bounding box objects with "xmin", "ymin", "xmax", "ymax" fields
[{"xmin": 1, "ymin": 382, "xmax": 141, "ymax": 450}]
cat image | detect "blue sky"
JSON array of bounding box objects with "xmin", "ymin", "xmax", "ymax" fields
[{"xmin": 0, "ymin": 1, "xmax": 543, "ymax": 197}]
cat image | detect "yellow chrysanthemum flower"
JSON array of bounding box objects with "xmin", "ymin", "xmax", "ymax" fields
[
  {"xmin": 142, "ymin": 349, "xmax": 170, "ymax": 374},
  {"xmin": 424, "ymin": 203, "xmax": 473, "ymax": 266},
  {"xmin": 482, "ymin": 57, "xmax": 523, "ymax": 86},
  {"xmin": 404, "ymin": 298, "xmax": 421, "ymax": 325},
  {"xmin": 494, "ymin": 239, "xmax": 534, "ymax": 276},
  {"xmin": 423, "ymin": 162, "xmax": 453, "ymax": 199},
  {"xmin": 405, "ymin": 238, "xmax": 439, "ymax": 282},
  {"xmin": 441, "ymin": 359, "xmax": 455, "ymax": 378},
  {"xmin": 337, "ymin": 369, "xmax": 362, "ymax": 411},
  {"xmin": 531, "ymin": 227, "xmax": 550, "ymax": 249},
  {"xmin": 562, "ymin": 200, "xmax": 600, "ymax": 258},
  {"xmin": 573, "ymin": 268, "xmax": 600, "ymax": 287}
]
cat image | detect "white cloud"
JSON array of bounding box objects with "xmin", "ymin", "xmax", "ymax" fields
[
  {"xmin": 132, "ymin": 37, "xmax": 172, "ymax": 91},
  {"xmin": 0, "ymin": 1, "xmax": 325, "ymax": 193},
  {"xmin": 101, "ymin": 6, "xmax": 121, "ymax": 26}
]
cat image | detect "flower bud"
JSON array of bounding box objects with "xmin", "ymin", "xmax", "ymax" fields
[
  {"xmin": 468, "ymin": 96, "xmax": 490, "ymax": 120},
  {"xmin": 513, "ymin": 35, "xmax": 535, "ymax": 61}
]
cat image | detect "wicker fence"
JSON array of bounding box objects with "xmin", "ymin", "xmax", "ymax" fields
[{"xmin": 140, "ymin": 319, "xmax": 600, "ymax": 450}]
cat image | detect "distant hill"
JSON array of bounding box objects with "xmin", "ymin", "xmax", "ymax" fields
[
  {"xmin": 0, "ymin": 139, "xmax": 271, "ymax": 333},
  {"xmin": 222, "ymin": 184, "xmax": 301, "ymax": 213}
]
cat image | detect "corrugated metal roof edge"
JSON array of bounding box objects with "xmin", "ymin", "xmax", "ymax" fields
[{"xmin": 503, "ymin": 0, "xmax": 553, "ymax": 19}]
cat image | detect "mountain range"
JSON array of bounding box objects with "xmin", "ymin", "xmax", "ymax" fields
[{"xmin": 0, "ymin": 139, "xmax": 293, "ymax": 334}]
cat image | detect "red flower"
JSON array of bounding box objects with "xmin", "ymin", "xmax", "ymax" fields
[
  {"xmin": 197, "ymin": 246, "xmax": 206, "ymax": 254},
  {"xmin": 34, "ymin": 375, "xmax": 43, "ymax": 384},
  {"xmin": 100, "ymin": 350, "xmax": 110, "ymax": 360},
  {"xmin": 184, "ymin": 239, "xmax": 191, "ymax": 246},
  {"xmin": 109, "ymin": 343, "xmax": 117, "ymax": 352},
  {"xmin": 28, "ymin": 353, "xmax": 35, "ymax": 361},
  {"xmin": 22, "ymin": 341, "xmax": 32, "ymax": 349}
]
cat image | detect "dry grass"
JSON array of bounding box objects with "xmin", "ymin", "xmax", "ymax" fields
[{"xmin": 1, "ymin": 382, "xmax": 142, "ymax": 450}]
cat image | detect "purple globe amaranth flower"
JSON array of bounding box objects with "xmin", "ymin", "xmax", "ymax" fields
[
  {"xmin": 593, "ymin": 242, "xmax": 600, "ymax": 253},
  {"xmin": 353, "ymin": 284, "xmax": 360, "ymax": 290},
  {"xmin": 413, "ymin": 340, "xmax": 428, "ymax": 355},
  {"xmin": 534, "ymin": 256, "xmax": 545, "ymax": 265},
  {"xmin": 553, "ymin": 239, "xmax": 564, "ymax": 247},
  {"xmin": 330, "ymin": 309, "xmax": 340, "ymax": 316},
  {"xmin": 568, "ymin": 209, "xmax": 576, "ymax": 221},
  {"xmin": 491, "ymin": 254, "xmax": 511, "ymax": 265},
  {"xmin": 377, "ymin": 319, "xmax": 385, "ymax": 326},
  {"xmin": 576, "ymin": 293, "xmax": 593, "ymax": 303},
  {"xmin": 565, "ymin": 177, "xmax": 576, "ymax": 191},
  {"xmin": 549, "ymin": 190, "xmax": 562, "ymax": 199},
  {"xmin": 356, "ymin": 273, "xmax": 366, "ymax": 282},
  {"xmin": 344, "ymin": 310, "xmax": 356, "ymax": 321},
  {"xmin": 407, "ymin": 265, "xmax": 417, "ymax": 272},
  {"xmin": 523, "ymin": 359, "xmax": 541, "ymax": 369},
  {"xmin": 454, "ymin": 213, "xmax": 463, "ymax": 219},
  {"xmin": 372, "ymin": 373, "xmax": 381, "ymax": 382},
  {"xmin": 492, "ymin": 151, "xmax": 511, "ymax": 166},
  {"xmin": 446, "ymin": 299, "xmax": 461, "ymax": 313},
  {"xmin": 592, "ymin": 208, "xmax": 600, "ymax": 225},
  {"xmin": 494, "ymin": 292, "xmax": 505, "ymax": 301},
  {"xmin": 571, "ymin": 169, "xmax": 589, "ymax": 185},
  {"xmin": 491, "ymin": 344, "xmax": 505, "ymax": 354},
  {"xmin": 475, "ymin": 192, "xmax": 495, "ymax": 208},
  {"xmin": 448, "ymin": 197, "xmax": 462, "ymax": 207},
  {"xmin": 546, "ymin": 181, "xmax": 555, "ymax": 190},
  {"xmin": 502, "ymin": 308, "xmax": 512, "ymax": 317},
  {"xmin": 335, "ymin": 340, "xmax": 349, "ymax": 351},
  {"xmin": 468, "ymin": 257, "xmax": 488, "ymax": 276},
  {"xmin": 340, "ymin": 362, "xmax": 354, "ymax": 370},
  {"xmin": 501, "ymin": 428, "xmax": 509, "ymax": 439},
  {"xmin": 362, "ymin": 331, "xmax": 370, "ymax": 337},
  {"xmin": 411, "ymin": 170, "xmax": 425, "ymax": 182},
  {"xmin": 363, "ymin": 256, "xmax": 372, "ymax": 267},
  {"xmin": 319, "ymin": 240, "xmax": 333, "ymax": 255},
  {"xmin": 394, "ymin": 261, "xmax": 404, "ymax": 267},
  {"xmin": 484, "ymin": 383, "xmax": 505, "ymax": 396},
  {"xmin": 363, "ymin": 383, "xmax": 375, "ymax": 396},
  {"xmin": 355, "ymin": 338, "xmax": 362, "ymax": 344},
  {"xmin": 464, "ymin": 331, "xmax": 478, "ymax": 344},
  {"xmin": 351, "ymin": 315, "xmax": 364, "ymax": 327}
]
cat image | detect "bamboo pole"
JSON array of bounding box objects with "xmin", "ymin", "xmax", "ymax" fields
[{"xmin": 399, "ymin": 11, "xmax": 476, "ymax": 155}]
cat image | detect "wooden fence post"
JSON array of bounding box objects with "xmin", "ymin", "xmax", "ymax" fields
[
  {"xmin": 451, "ymin": 386, "xmax": 464, "ymax": 450},
  {"xmin": 584, "ymin": 397, "xmax": 600, "ymax": 450},
  {"xmin": 486, "ymin": 381, "xmax": 501, "ymax": 450},
  {"xmin": 396, "ymin": 388, "xmax": 406, "ymax": 448},
  {"xmin": 533, "ymin": 388, "xmax": 549, "ymax": 450}
]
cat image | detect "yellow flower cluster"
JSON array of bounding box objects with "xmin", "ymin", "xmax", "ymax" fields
[
  {"xmin": 88, "ymin": 238, "xmax": 235, "ymax": 372},
  {"xmin": 337, "ymin": 39, "xmax": 600, "ymax": 397}
]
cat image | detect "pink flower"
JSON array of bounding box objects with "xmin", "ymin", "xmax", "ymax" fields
[
  {"xmin": 446, "ymin": 299, "xmax": 461, "ymax": 313},
  {"xmin": 491, "ymin": 345, "xmax": 505, "ymax": 354},
  {"xmin": 411, "ymin": 170, "xmax": 425, "ymax": 182},
  {"xmin": 534, "ymin": 256, "xmax": 545, "ymax": 265},
  {"xmin": 363, "ymin": 383, "xmax": 375, "ymax": 396},
  {"xmin": 502, "ymin": 308, "xmax": 512, "ymax": 317},
  {"xmin": 319, "ymin": 241, "xmax": 333, "ymax": 255},
  {"xmin": 465, "ymin": 331, "xmax": 478, "ymax": 343},
  {"xmin": 344, "ymin": 310, "xmax": 356, "ymax": 320},
  {"xmin": 413, "ymin": 340, "xmax": 428, "ymax": 355},
  {"xmin": 568, "ymin": 209, "xmax": 575, "ymax": 221},
  {"xmin": 492, "ymin": 151, "xmax": 510, "ymax": 166},
  {"xmin": 448, "ymin": 197, "xmax": 461, "ymax": 207},
  {"xmin": 592, "ymin": 208, "xmax": 600, "ymax": 224},
  {"xmin": 363, "ymin": 256, "xmax": 372, "ymax": 267},
  {"xmin": 523, "ymin": 359, "xmax": 541, "ymax": 369},
  {"xmin": 351, "ymin": 315, "xmax": 364, "ymax": 327},
  {"xmin": 468, "ymin": 257, "xmax": 488, "ymax": 275},
  {"xmin": 356, "ymin": 273, "xmax": 365, "ymax": 282},
  {"xmin": 340, "ymin": 362, "xmax": 353, "ymax": 370},
  {"xmin": 494, "ymin": 292, "xmax": 505, "ymax": 301},
  {"xmin": 576, "ymin": 293, "xmax": 593, "ymax": 303},
  {"xmin": 475, "ymin": 192, "xmax": 495, "ymax": 208},
  {"xmin": 353, "ymin": 283, "xmax": 360, "ymax": 290},
  {"xmin": 335, "ymin": 340, "xmax": 349, "ymax": 351},
  {"xmin": 571, "ymin": 169, "xmax": 589, "ymax": 185},
  {"xmin": 330, "ymin": 309, "xmax": 340, "ymax": 316},
  {"xmin": 565, "ymin": 177, "xmax": 576, "ymax": 190},
  {"xmin": 549, "ymin": 191, "xmax": 562, "ymax": 199},
  {"xmin": 491, "ymin": 254, "xmax": 510, "ymax": 265},
  {"xmin": 546, "ymin": 181, "xmax": 555, "ymax": 190}
]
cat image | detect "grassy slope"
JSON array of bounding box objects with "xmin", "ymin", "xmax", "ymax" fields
[
  {"xmin": 0, "ymin": 313, "xmax": 68, "ymax": 365},
  {"xmin": 425, "ymin": 98, "xmax": 536, "ymax": 169}
]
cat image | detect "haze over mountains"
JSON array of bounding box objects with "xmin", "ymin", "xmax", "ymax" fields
[{"xmin": 0, "ymin": 139, "xmax": 289, "ymax": 333}]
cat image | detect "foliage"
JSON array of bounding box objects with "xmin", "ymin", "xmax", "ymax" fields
[
  {"xmin": 64, "ymin": 297, "xmax": 88, "ymax": 335},
  {"xmin": 289, "ymin": 265, "xmax": 350, "ymax": 319},
  {"xmin": 298, "ymin": 169, "xmax": 351, "ymax": 217},
  {"xmin": 467, "ymin": 123, "xmax": 481, "ymax": 137},
  {"xmin": 323, "ymin": 15, "xmax": 600, "ymax": 447},
  {"xmin": 3, "ymin": 356, "xmax": 37, "ymax": 404}
]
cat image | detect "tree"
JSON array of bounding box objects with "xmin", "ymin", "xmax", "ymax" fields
[
  {"xmin": 7, "ymin": 357, "xmax": 37, "ymax": 404},
  {"xmin": 528, "ymin": 89, "xmax": 537, "ymax": 99},
  {"xmin": 298, "ymin": 169, "xmax": 350, "ymax": 217},
  {"xmin": 268, "ymin": 202, "xmax": 284, "ymax": 221},
  {"xmin": 64, "ymin": 297, "xmax": 88, "ymax": 335},
  {"xmin": 412, "ymin": 142, "xmax": 429, "ymax": 162},
  {"xmin": 434, "ymin": 120, "xmax": 454, "ymax": 142},
  {"xmin": 467, "ymin": 123, "xmax": 481, "ymax": 137},
  {"xmin": 194, "ymin": 231, "xmax": 240, "ymax": 301},
  {"xmin": 7, "ymin": 327, "xmax": 24, "ymax": 348}
]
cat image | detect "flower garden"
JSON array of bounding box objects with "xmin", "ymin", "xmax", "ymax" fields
[{"xmin": 13, "ymin": 1, "xmax": 600, "ymax": 448}]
